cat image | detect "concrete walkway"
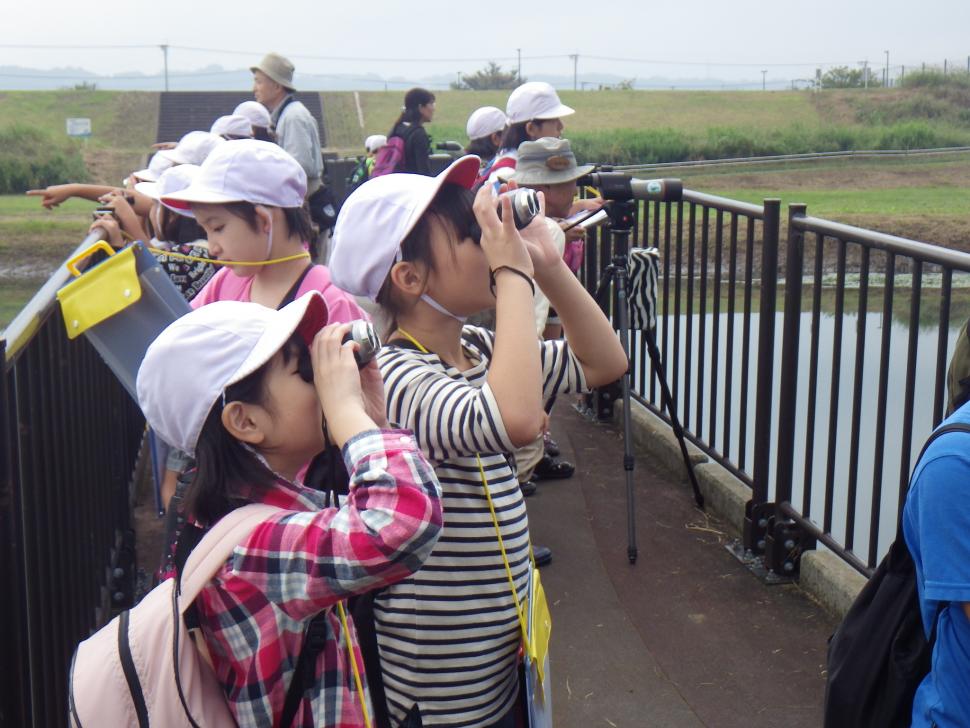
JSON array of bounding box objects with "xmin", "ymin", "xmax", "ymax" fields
[{"xmin": 529, "ymin": 407, "xmax": 838, "ymax": 728}]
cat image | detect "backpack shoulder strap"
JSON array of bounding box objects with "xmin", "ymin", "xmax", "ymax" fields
[
  {"xmin": 177, "ymin": 503, "xmax": 282, "ymax": 612},
  {"xmin": 915, "ymin": 422, "xmax": 970, "ymax": 465}
]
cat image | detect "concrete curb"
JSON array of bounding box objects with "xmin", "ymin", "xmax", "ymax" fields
[{"xmin": 616, "ymin": 398, "xmax": 866, "ymax": 619}]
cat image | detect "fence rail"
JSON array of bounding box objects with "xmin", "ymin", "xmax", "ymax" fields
[
  {"xmin": 1, "ymin": 232, "xmax": 145, "ymax": 727},
  {"xmin": 610, "ymin": 145, "xmax": 970, "ymax": 175},
  {"xmin": 579, "ymin": 186, "xmax": 970, "ymax": 578}
]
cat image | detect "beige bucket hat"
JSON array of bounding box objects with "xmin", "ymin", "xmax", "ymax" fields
[{"xmin": 250, "ymin": 52, "xmax": 296, "ymax": 90}]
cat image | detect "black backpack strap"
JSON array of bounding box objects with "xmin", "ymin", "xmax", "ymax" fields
[
  {"xmin": 914, "ymin": 421, "xmax": 970, "ymax": 464},
  {"xmin": 270, "ymin": 94, "xmax": 297, "ymax": 132},
  {"xmin": 280, "ymin": 610, "xmax": 332, "ymax": 728},
  {"xmin": 277, "ymin": 264, "xmax": 314, "ymax": 310}
]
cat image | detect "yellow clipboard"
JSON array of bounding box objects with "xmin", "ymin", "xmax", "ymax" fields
[{"xmin": 56, "ymin": 242, "xmax": 142, "ymax": 339}]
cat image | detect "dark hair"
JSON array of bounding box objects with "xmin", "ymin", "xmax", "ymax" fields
[
  {"xmin": 221, "ymin": 201, "xmax": 316, "ymax": 246},
  {"xmin": 465, "ymin": 135, "xmax": 500, "ymax": 161},
  {"xmin": 376, "ymin": 183, "xmax": 476, "ymax": 325},
  {"xmin": 158, "ymin": 206, "xmax": 207, "ymax": 245},
  {"xmin": 186, "ymin": 336, "xmax": 308, "ymax": 524},
  {"xmin": 252, "ymin": 126, "xmax": 276, "ymax": 143},
  {"xmin": 391, "ymin": 87, "xmax": 436, "ymax": 131},
  {"xmin": 499, "ymin": 121, "xmax": 533, "ymax": 154}
]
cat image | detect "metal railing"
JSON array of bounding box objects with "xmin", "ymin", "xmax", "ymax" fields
[
  {"xmin": 580, "ymin": 189, "xmax": 970, "ymax": 577},
  {"xmin": 1, "ymin": 232, "xmax": 145, "ymax": 727}
]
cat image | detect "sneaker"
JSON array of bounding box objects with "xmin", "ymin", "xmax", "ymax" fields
[
  {"xmin": 532, "ymin": 455, "xmax": 575, "ymax": 481},
  {"xmin": 533, "ymin": 545, "xmax": 553, "ymax": 568},
  {"xmin": 519, "ymin": 480, "xmax": 537, "ymax": 497}
]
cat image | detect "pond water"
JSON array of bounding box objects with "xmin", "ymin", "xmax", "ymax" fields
[{"xmin": 632, "ymin": 284, "xmax": 970, "ymax": 564}]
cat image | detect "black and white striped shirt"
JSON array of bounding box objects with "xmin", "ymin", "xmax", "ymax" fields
[{"xmin": 374, "ymin": 326, "xmax": 586, "ymax": 726}]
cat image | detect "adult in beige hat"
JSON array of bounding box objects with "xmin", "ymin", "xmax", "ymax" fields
[
  {"xmin": 512, "ymin": 137, "xmax": 604, "ymax": 486},
  {"xmin": 251, "ymin": 52, "xmax": 322, "ymax": 196}
]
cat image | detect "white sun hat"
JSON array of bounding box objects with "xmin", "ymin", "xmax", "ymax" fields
[
  {"xmin": 329, "ymin": 156, "xmax": 481, "ymax": 301},
  {"xmin": 136, "ymin": 292, "xmax": 328, "ymax": 455},
  {"xmin": 466, "ymin": 106, "xmax": 508, "ymax": 140},
  {"xmin": 364, "ymin": 134, "xmax": 387, "ymax": 153},
  {"xmin": 211, "ymin": 114, "xmax": 254, "ymax": 138},
  {"xmin": 161, "ymin": 139, "xmax": 307, "ymax": 213},
  {"xmin": 131, "ymin": 153, "xmax": 174, "ymax": 184},
  {"xmin": 233, "ymin": 100, "xmax": 272, "ymax": 130},
  {"xmin": 157, "ymin": 131, "xmax": 226, "ymax": 166},
  {"xmin": 506, "ymin": 82, "xmax": 575, "ymax": 124},
  {"xmin": 135, "ymin": 164, "xmax": 201, "ymax": 215}
]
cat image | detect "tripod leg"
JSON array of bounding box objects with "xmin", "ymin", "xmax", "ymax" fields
[
  {"xmin": 615, "ymin": 268, "xmax": 638, "ymax": 564},
  {"xmin": 646, "ymin": 329, "xmax": 705, "ymax": 510}
]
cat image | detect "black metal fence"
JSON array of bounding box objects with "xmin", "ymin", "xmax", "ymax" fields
[
  {"xmin": 580, "ymin": 188, "xmax": 970, "ymax": 577},
  {"xmin": 1, "ymin": 233, "xmax": 145, "ymax": 727}
]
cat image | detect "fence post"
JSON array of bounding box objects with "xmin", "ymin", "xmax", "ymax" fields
[
  {"xmin": 774, "ymin": 203, "xmax": 807, "ymax": 506},
  {"xmin": 743, "ymin": 200, "xmax": 781, "ymax": 555},
  {"xmin": 0, "ymin": 341, "xmax": 28, "ymax": 727}
]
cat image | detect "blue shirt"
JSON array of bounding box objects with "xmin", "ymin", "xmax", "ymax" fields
[{"xmin": 903, "ymin": 404, "xmax": 970, "ymax": 727}]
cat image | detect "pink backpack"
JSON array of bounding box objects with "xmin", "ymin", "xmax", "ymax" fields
[
  {"xmin": 69, "ymin": 503, "xmax": 280, "ymax": 727},
  {"xmin": 369, "ymin": 135, "xmax": 407, "ymax": 177}
]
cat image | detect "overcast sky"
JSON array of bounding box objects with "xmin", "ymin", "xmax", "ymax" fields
[{"xmin": 4, "ymin": 0, "xmax": 969, "ymax": 85}]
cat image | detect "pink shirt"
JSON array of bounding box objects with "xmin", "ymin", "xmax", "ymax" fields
[{"xmin": 191, "ymin": 265, "xmax": 368, "ymax": 324}]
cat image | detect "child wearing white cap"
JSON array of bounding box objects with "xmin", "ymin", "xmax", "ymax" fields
[
  {"xmin": 488, "ymin": 82, "xmax": 575, "ymax": 183},
  {"xmin": 135, "ymin": 292, "xmax": 443, "ymax": 727},
  {"xmin": 328, "ymin": 158, "xmax": 627, "ymax": 726},
  {"xmin": 464, "ymin": 106, "xmax": 508, "ymax": 185},
  {"xmin": 162, "ymin": 139, "xmax": 367, "ymax": 324},
  {"xmin": 233, "ymin": 100, "xmax": 274, "ymax": 141}
]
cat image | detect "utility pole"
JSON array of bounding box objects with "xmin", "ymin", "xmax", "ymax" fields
[
  {"xmin": 456, "ymin": 71, "xmax": 462, "ymax": 89},
  {"xmin": 884, "ymin": 50, "xmax": 889, "ymax": 87},
  {"xmin": 516, "ymin": 48, "xmax": 522, "ymax": 83},
  {"xmin": 761, "ymin": 69, "xmax": 767, "ymax": 91},
  {"xmin": 160, "ymin": 44, "xmax": 169, "ymax": 92},
  {"xmin": 570, "ymin": 54, "xmax": 578, "ymax": 91},
  {"xmin": 863, "ymin": 60, "xmax": 869, "ymax": 89}
]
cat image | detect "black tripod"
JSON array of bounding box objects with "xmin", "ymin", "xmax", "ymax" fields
[{"xmin": 593, "ymin": 200, "xmax": 705, "ymax": 565}]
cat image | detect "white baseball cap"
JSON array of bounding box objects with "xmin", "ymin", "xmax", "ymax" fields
[
  {"xmin": 211, "ymin": 114, "xmax": 254, "ymax": 138},
  {"xmin": 506, "ymin": 82, "xmax": 575, "ymax": 124},
  {"xmin": 131, "ymin": 153, "xmax": 174, "ymax": 183},
  {"xmin": 233, "ymin": 100, "xmax": 272, "ymax": 130},
  {"xmin": 136, "ymin": 292, "xmax": 328, "ymax": 455},
  {"xmin": 135, "ymin": 164, "xmax": 201, "ymax": 214},
  {"xmin": 466, "ymin": 106, "xmax": 508, "ymax": 140},
  {"xmin": 365, "ymin": 134, "xmax": 387, "ymax": 153},
  {"xmin": 329, "ymin": 155, "xmax": 480, "ymax": 301},
  {"xmin": 157, "ymin": 131, "xmax": 226, "ymax": 166},
  {"xmin": 162, "ymin": 139, "xmax": 307, "ymax": 213}
]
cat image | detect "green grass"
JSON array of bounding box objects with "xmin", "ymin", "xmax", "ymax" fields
[
  {"xmin": 700, "ymin": 186, "xmax": 970, "ymax": 217},
  {"xmin": 324, "ymin": 89, "xmax": 826, "ymax": 154},
  {"xmin": 0, "ymin": 277, "xmax": 46, "ymax": 329},
  {"xmin": 0, "ymin": 91, "xmax": 156, "ymax": 150}
]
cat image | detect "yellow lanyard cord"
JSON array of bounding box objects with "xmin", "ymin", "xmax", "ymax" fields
[
  {"xmin": 336, "ymin": 601, "xmax": 373, "ymax": 728},
  {"xmin": 147, "ymin": 246, "xmax": 311, "ymax": 267},
  {"xmin": 477, "ymin": 455, "xmax": 530, "ymax": 642},
  {"xmin": 395, "ymin": 328, "xmax": 429, "ymax": 353},
  {"xmin": 397, "ymin": 328, "xmax": 535, "ymax": 640}
]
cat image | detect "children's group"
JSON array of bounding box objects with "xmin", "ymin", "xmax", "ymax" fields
[{"xmin": 44, "ymin": 50, "xmax": 629, "ymax": 728}]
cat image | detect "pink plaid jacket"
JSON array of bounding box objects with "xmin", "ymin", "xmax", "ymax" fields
[{"xmin": 195, "ymin": 429, "xmax": 442, "ymax": 727}]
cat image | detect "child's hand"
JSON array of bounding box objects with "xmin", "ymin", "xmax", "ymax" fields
[
  {"xmin": 26, "ymin": 184, "xmax": 75, "ymax": 210},
  {"xmin": 311, "ymin": 324, "xmax": 378, "ymax": 447},
  {"xmin": 358, "ymin": 358, "xmax": 388, "ymax": 429},
  {"xmin": 472, "ymin": 183, "xmax": 533, "ymax": 278},
  {"xmin": 89, "ymin": 215, "xmax": 124, "ymax": 248},
  {"xmin": 520, "ymin": 195, "xmax": 565, "ymax": 279}
]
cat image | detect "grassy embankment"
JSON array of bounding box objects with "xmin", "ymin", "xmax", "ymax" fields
[{"xmin": 4, "ymin": 82, "xmax": 970, "ymax": 326}]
